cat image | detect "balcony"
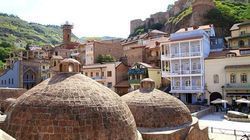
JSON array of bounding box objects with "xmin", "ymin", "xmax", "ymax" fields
[
  {"xmin": 92, "ymin": 77, "xmax": 106, "ymax": 81},
  {"xmin": 128, "ymin": 79, "xmax": 141, "ymax": 84},
  {"xmin": 169, "ymin": 52, "xmax": 201, "ymax": 58},
  {"xmin": 170, "ymin": 69, "xmax": 201, "ymax": 75},
  {"xmin": 172, "ymin": 86, "xmax": 203, "ymax": 92},
  {"xmin": 224, "ymin": 83, "xmax": 250, "ymax": 90}
]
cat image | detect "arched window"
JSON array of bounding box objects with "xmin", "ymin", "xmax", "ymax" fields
[
  {"xmin": 68, "ymin": 63, "xmax": 74, "ymax": 72},
  {"xmin": 213, "ymin": 74, "xmax": 219, "ymax": 84},
  {"xmin": 239, "ymin": 40, "xmax": 245, "ymax": 47},
  {"xmin": 241, "ymin": 73, "xmax": 247, "ymax": 83},
  {"xmin": 230, "ymin": 73, "xmax": 236, "ymax": 83}
]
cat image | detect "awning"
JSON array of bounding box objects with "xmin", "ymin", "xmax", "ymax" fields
[
  {"xmin": 211, "ymin": 98, "xmax": 228, "ymax": 104},
  {"xmin": 236, "ymin": 98, "xmax": 250, "ymax": 104}
]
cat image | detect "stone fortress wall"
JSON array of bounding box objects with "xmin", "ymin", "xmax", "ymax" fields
[{"xmin": 130, "ymin": 0, "xmax": 215, "ymax": 34}]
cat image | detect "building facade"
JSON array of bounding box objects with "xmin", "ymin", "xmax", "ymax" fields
[
  {"xmin": 128, "ymin": 62, "xmax": 161, "ymax": 90},
  {"xmin": 229, "ymin": 21, "xmax": 250, "ymax": 49},
  {"xmin": 161, "ymin": 26, "xmax": 213, "ymax": 104},
  {"xmin": 82, "ymin": 62, "xmax": 129, "ymax": 94},
  {"xmin": 84, "ymin": 40, "xmax": 123, "ymax": 65},
  {"xmin": 122, "ymin": 30, "xmax": 168, "ymax": 66},
  {"xmin": 205, "ymin": 49, "xmax": 250, "ymax": 105}
]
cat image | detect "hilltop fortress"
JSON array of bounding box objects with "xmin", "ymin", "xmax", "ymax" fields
[{"xmin": 130, "ymin": 0, "xmax": 215, "ymax": 35}]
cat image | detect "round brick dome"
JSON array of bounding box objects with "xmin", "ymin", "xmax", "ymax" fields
[
  {"xmin": 4, "ymin": 59, "xmax": 138, "ymax": 140},
  {"xmin": 121, "ymin": 78, "xmax": 192, "ymax": 128}
]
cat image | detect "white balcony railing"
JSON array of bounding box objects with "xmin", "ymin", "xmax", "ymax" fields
[
  {"xmin": 170, "ymin": 69, "xmax": 201, "ymax": 75},
  {"xmin": 172, "ymin": 86, "xmax": 202, "ymax": 91},
  {"xmin": 165, "ymin": 51, "xmax": 201, "ymax": 58}
]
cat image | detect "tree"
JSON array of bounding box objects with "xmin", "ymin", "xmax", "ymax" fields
[{"xmin": 96, "ymin": 55, "xmax": 115, "ymax": 63}]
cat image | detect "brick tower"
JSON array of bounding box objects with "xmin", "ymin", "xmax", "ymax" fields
[{"xmin": 61, "ymin": 21, "xmax": 73, "ymax": 44}]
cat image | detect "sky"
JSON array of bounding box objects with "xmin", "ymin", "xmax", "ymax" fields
[{"xmin": 0, "ymin": 0, "xmax": 176, "ymax": 38}]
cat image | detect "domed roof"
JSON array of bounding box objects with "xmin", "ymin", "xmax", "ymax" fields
[
  {"xmin": 4, "ymin": 59, "xmax": 138, "ymax": 140},
  {"xmin": 121, "ymin": 78, "xmax": 192, "ymax": 128}
]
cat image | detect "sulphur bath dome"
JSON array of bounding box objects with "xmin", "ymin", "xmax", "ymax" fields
[
  {"xmin": 3, "ymin": 58, "xmax": 139, "ymax": 140},
  {"xmin": 121, "ymin": 78, "xmax": 192, "ymax": 128}
]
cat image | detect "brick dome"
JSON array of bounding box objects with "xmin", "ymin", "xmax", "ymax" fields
[
  {"xmin": 121, "ymin": 78, "xmax": 192, "ymax": 128},
  {"xmin": 4, "ymin": 59, "xmax": 138, "ymax": 140}
]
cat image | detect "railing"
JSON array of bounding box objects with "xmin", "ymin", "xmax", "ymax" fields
[
  {"xmin": 225, "ymin": 83, "xmax": 250, "ymax": 89},
  {"xmin": 168, "ymin": 52, "xmax": 201, "ymax": 58},
  {"xmin": 92, "ymin": 77, "xmax": 106, "ymax": 80},
  {"xmin": 23, "ymin": 80, "xmax": 36, "ymax": 83},
  {"xmin": 170, "ymin": 69, "xmax": 201, "ymax": 75},
  {"xmin": 206, "ymin": 126, "xmax": 250, "ymax": 140},
  {"xmin": 172, "ymin": 86, "xmax": 202, "ymax": 90},
  {"xmin": 128, "ymin": 79, "xmax": 141, "ymax": 84}
]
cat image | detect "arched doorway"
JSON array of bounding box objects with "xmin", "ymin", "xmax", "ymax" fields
[{"xmin": 210, "ymin": 92, "xmax": 222, "ymax": 103}]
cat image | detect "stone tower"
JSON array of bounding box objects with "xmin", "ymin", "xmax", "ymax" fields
[
  {"xmin": 61, "ymin": 21, "xmax": 73, "ymax": 44},
  {"xmin": 191, "ymin": 0, "xmax": 215, "ymax": 26}
]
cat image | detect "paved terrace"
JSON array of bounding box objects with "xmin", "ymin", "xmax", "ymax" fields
[{"xmin": 199, "ymin": 112, "xmax": 250, "ymax": 140}]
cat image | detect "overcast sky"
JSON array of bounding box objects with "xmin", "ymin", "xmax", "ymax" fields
[{"xmin": 0, "ymin": 0, "xmax": 176, "ymax": 38}]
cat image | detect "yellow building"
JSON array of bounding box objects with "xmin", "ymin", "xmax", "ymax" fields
[
  {"xmin": 128, "ymin": 62, "xmax": 161, "ymax": 90},
  {"xmin": 205, "ymin": 49, "xmax": 250, "ymax": 104},
  {"xmin": 229, "ymin": 21, "xmax": 250, "ymax": 49}
]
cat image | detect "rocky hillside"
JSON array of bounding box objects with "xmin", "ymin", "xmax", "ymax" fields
[
  {"xmin": 0, "ymin": 13, "xmax": 78, "ymax": 47},
  {"xmin": 130, "ymin": 0, "xmax": 250, "ymax": 37}
]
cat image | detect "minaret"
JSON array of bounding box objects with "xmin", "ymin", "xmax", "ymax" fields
[{"xmin": 61, "ymin": 21, "xmax": 73, "ymax": 44}]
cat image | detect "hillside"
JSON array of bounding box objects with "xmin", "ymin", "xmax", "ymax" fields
[
  {"xmin": 0, "ymin": 13, "xmax": 78, "ymax": 47},
  {"xmin": 130, "ymin": 0, "xmax": 250, "ymax": 37}
]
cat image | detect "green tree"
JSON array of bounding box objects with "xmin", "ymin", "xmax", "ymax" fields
[{"xmin": 96, "ymin": 54, "xmax": 115, "ymax": 63}]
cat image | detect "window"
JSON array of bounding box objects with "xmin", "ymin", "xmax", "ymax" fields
[
  {"xmin": 96, "ymin": 72, "xmax": 99, "ymax": 77},
  {"xmin": 90, "ymin": 72, "xmax": 93, "ymax": 77},
  {"xmin": 213, "ymin": 74, "xmax": 219, "ymax": 83},
  {"xmin": 8, "ymin": 78, "xmax": 10, "ymax": 84},
  {"xmin": 85, "ymin": 72, "xmax": 88, "ymax": 76},
  {"xmin": 185, "ymin": 80, "xmax": 191, "ymax": 86},
  {"xmin": 226, "ymin": 53, "xmax": 236, "ymax": 58},
  {"xmin": 54, "ymin": 61, "xmax": 57, "ymax": 66},
  {"xmin": 241, "ymin": 73, "xmax": 247, "ymax": 83},
  {"xmin": 161, "ymin": 45, "xmax": 164, "ymax": 55},
  {"xmin": 239, "ymin": 40, "xmax": 245, "ymax": 47},
  {"xmin": 42, "ymin": 66, "xmax": 45, "ymax": 69},
  {"xmin": 107, "ymin": 71, "xmax": 112, "ymax": 77},
  {"xmin": 55, "ymin": 51, "xmax": 58, "ymax": 56},
  {"xmin": 175, "ymin": 81, "xmax": 180, "ymax": 86},
  {"xmin": 230, "ymin": 73, "xmax": 236, "ymax": 83},
  {"xmin": 1, "ymin": 80, "xmax": 3, "ymax": 85},
  {"xmin": 107, "ymin": 82, "xmax": 112, "ymax": 88},
  {"xmin": 12, "ymin": 78, "xmax": 14, "ymax": 84},
  {"xmin": 101, "ymin": 72, "xmax": 104, "ymax": 77}
]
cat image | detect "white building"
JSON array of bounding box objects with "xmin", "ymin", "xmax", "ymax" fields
[{"xmin": 161, "ymin": 26, "xmax": 214, "ymax": 104}]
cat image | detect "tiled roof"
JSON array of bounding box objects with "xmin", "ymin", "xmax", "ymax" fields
[{"xmin": 176, "ymin": 24, "xmax": 213, "ymax": 33}]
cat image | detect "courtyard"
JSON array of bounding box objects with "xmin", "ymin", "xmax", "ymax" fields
[{"xmin": 199, "ymin": 112, "xmax": 250, "ymax": 140}]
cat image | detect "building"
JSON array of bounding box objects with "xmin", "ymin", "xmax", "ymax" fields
[
  {"xmin": 161, "ymin": 25, "xmax": 214, "ymax": 104},
  {"xmin": 84, "ymin": 40, "xmax": 123, "ymax": 65},
  {"xmin": 228, "ymin": 21, "xmax": 250, "ymax": 49},
  {"xmin": 82, "ymin": 62, "xmax": 129, "ymax": 95},
  {"xmin": 121, "ymin": 30, "xmax": 168, "ymax": 66},
  {"xmin": 205, "ymin": 49, "xmax": 250, "ymax": 105},
  {"xmin": 0, "ymin": 58, "xmax": 140, "ymax": 140},
  {"xmin": 121, "ymin": 78, "xmax": 209, "ymax": 140},
  {"xmin": 128, "ymin": 62, "xmax": 161, "ymax": 90}
]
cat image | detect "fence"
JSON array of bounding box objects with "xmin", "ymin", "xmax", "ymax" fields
[{"xmin": 207, "ymin": 127, "xmax": 250, "ymax": 140}]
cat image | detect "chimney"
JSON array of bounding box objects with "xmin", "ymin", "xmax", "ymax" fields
[
  {"xmin": 185, "ymin": 28, "xmax": 188, "ymax": 31},
  {"xmin": 193, "ymin": 25, "xmax": 199, "ymax": 30}
]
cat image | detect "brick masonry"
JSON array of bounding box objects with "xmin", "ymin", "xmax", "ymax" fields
[{"xmin": 3, "ymin": 73, "xmax": 138, "ymax": 140}]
